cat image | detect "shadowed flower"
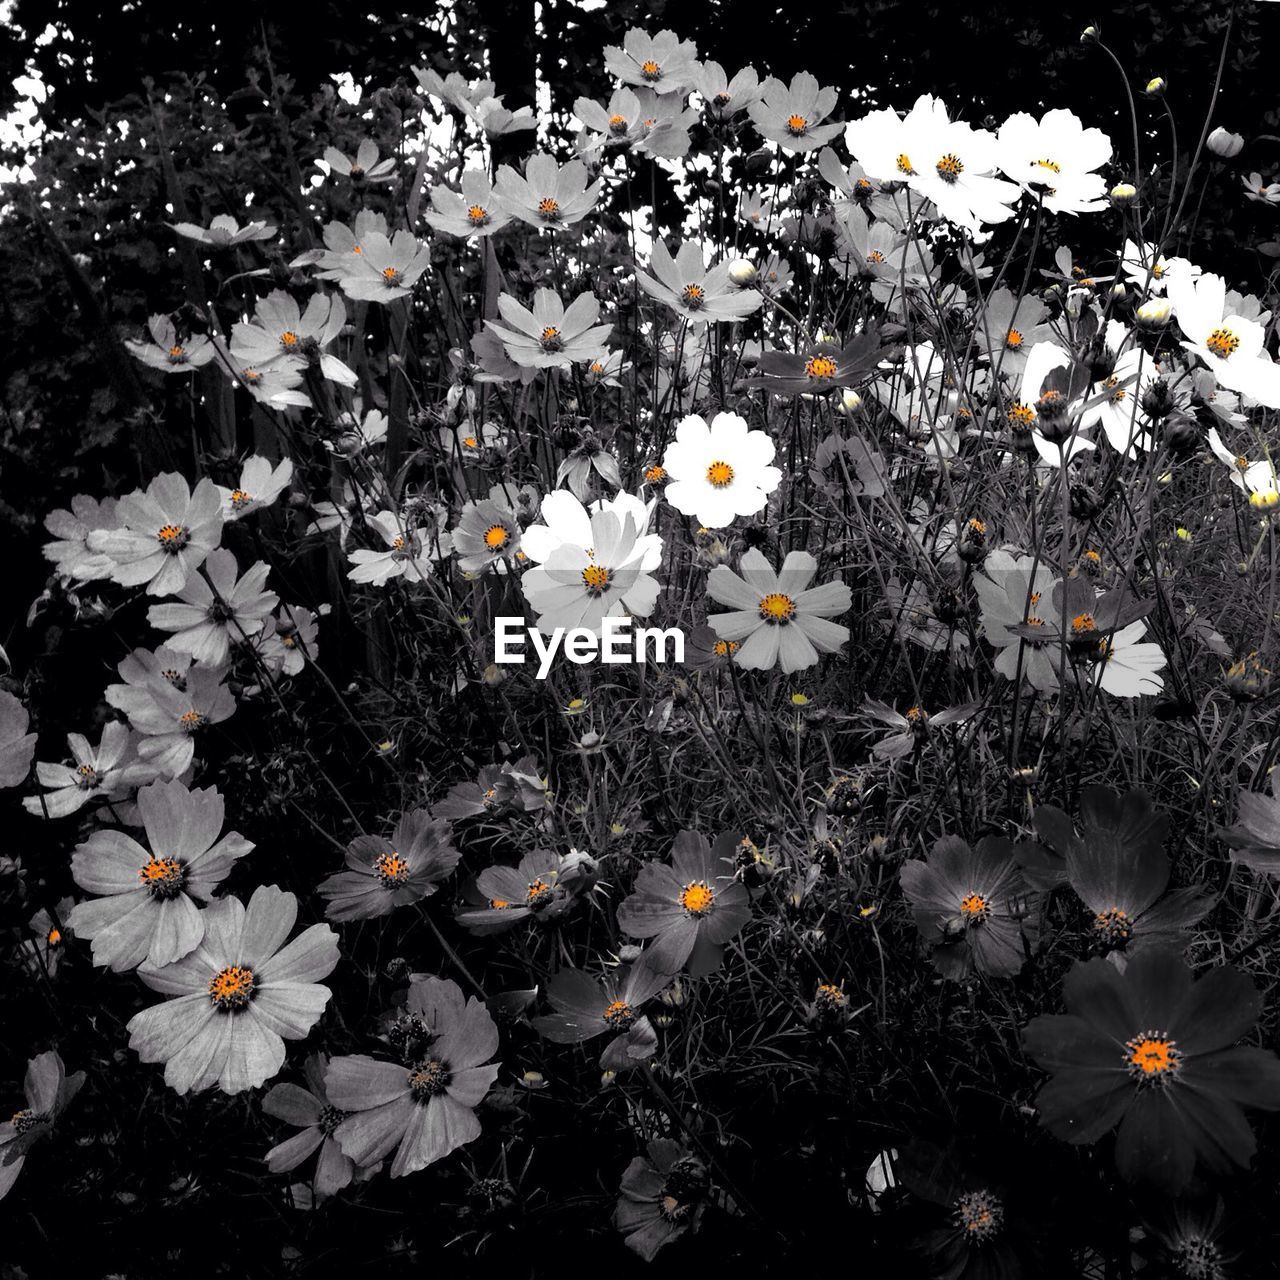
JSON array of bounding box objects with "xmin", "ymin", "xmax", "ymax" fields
[
  {"xmin": 1023, "ymin": 948, "xmax": 1280, "ymax": 1192},
  {"xmin": 263, "ymin": 1054, "xmax": 362, "ymax": 1198},
  {"xmin": 0, "ymin": 691, "xmax": 37, "ymax": 789},
  {"xmin": 697, "ymin": 61, "xmax": 761, "ymax": 120},
  {"xmin": 118, "ymin": 664, "xmax": 236, "ymax": 778},
  {"xmin": 614, "ymin": 1140, "xmax": 709, "ymax": 1261},
  {"xmin": 862, "ymin": 699, "xmax": 976, "ymax": 761},
  {"xmin": 68, "ymin": 778, "xmax": 253, "ymax": 971},
  {"xmin": 0, "ymin": 1051, "xmax": 84, "ymax": 1203},
  {"xmin": 327, "ymin": 976, "xmax": 500, "ymax": 1177},
  {"xmin": 127, "ymin": 883, "xmax": 339, "ymax": 1095},
  {"xmin": 42, "ymin": 495, "xmax": 121, "ymax": 582},
  {"xmin": 319, "ymin": 808, "xmax": 460, "ymax": 922},
  {"xmin": 972, "ymin": 548, "xmax": 1061, "ymax": 691},
  {"xmin": 899, "ymin": 835, "xmax": 1037, "ymax": 978},
  {"xmin": 321, "ymin": 138, "xmax": 395, "ymax": 183},
  {"xmin": 457, "ymin": 848, "xmax": 572, "ymax": 934},
  {"xmin": 485, "ymin": 288, "xmax": 612, "ymax": 370},
  {"xmin": 435, "ymin": 755, "xmax": 547, "ymax": 822},
  {"xmin": 745, "ymin": 331, "xmax": 883, "ymax": 397},
  {"xmin": 532, "ymin": 963, "xmax": 670, "ymax": 1072},
  {"xmin": 170, "ymin": 214, "xmax": 276, "ymax": 247},
  {"xmin": 617, "ymin": 830, "xmax": 750, "ymax": 978},
  {"xmin": 23, "ymin": 720, "xmax": 146, "ymax": 819}
]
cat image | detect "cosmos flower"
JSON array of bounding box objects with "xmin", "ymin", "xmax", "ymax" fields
[
  {"xmin": 127, "ymin": 883, "xmax": 338, "ymax": 1096},
  {"xmin": 434, "ymin": 755, "xmax": 547, "ymax": 822},
  {"xmin": 696, "ymin": 61, "xmax": 761, "ymax": 120},
  {"xmin": 899, "ymin": 835, "xmax": 1037, "ymax": 978},
  {"xmin": 23, "ymin": 720, "xmax": 146, "ymax": 819},
  {"xmin": 215, "ymin": 456, "xmax": 294, "ymax": 521},
  {"xmin": 1079, "ymin": 347, "xmax": 1155, "ymax": 457},
  {"xmin": 862, "ymin": 700, "xmax": 976, "ymax": 761},
  {"xmin": 321, "ymin": 138, "xmax": 395, "ymax": 183},
  {"xmin": 42, "ymin": 495, "xmax": 121, "ymax": 581},
  {"xmin": 745, "ymin": 331, "xmax": 883, "ymax": 397},
  {"xmin": 972, "ymin": 549, "xmax": 1061, "ymax": 691},
  {"xmin": 1005, "ymin": 341, "xmax": 1097, "ymax": 467},
  {"xmin": 637, "ymin": 240, "xmax": 764, "ymax": 324},
  {"xmin": 126, "ymin": 314, "xmax": 216, "ymax": 373},
  {"xmin": 263, "ymin": 1054, "xmax": 364, "ymax": 1197},
  {"xmin": 1169, "ymin": 271, "xmax": 1280, "ymax": 408},
  {"xmin": 318, "ymin": 808, "xmax": 460, "ymax": 922},
  {"xmin": 122, "ymin": 664, "xmax": 237, "ymax": 778},
  {"xmin": 975, "ymin": 287, "xmax": 1054, "ymax": 378},
  {"xmin": 253, "ymin": 605, "xmax": 321, "ymax": 678},
  {"xmin": 1224, "ymin": 776, "xmax": 1280, "ymax": 874},
  {"xmin": 0, "ymin": 691, "xmax": 36, "ymax": 789},
  {"xmin": 748, "ymin": 71, "xmax": 842, "ymax": 153},
  {"xmin": 616, "ymin": 830, "xmax": 750, "ymax": 978},
  {"xmin": 229, "ymin": 291, "xmax": 356, "ymax": 388},
  {"xmin": 575, "ymin": 87, "xmax": 693, "ymax": 157},
  {"xmin": 661, "ymin": 411, "xmax": 781, "ymax": 527},
  {"xmin": 1023, "ymin": 948, "xmax": 1280, "ymax": 1192},
  {"xmin": 1207, "ymin": 425, "xmax": 1278, "ymax": 498},
  {"xmin": 614, "ymin": 1140, "xmax": 709, "ymax": 1261},
  {"xmin": 453, "ymin": 493, "xmax": 525, "ymax": 572},
  {"xmin": 485, "ymin": 288, "xmax": 612, "ymax": 371},
  {"xmin": 705, "ymin": 549, "xmax": 851, "ymax": 673},
  {"xmin": 146, "ymin": 549, "xmax": 278, "ymax": 666},
  {"xmin": 87, "ymin": 473, "xmax": 224, "ymax": 597},
  {"xmin": 347, "ymin": 510, "xmax": 451, "ymax": 586},
  {"xmin": 170, "ymin": 214, "xmax": 276, "ymax": 247},
  {"xmin": 603, "ymin": 28, "xmax": 699, "ymax": 96},
  {"xmin": 424, "ymin": 169, "xmax": 512, "ymax": 239},
  {"xmin": 531, "ymin": 963, "xmax": 670, "ymax": 1072},
  {"xmin": 1120, "ymin": 238, "xmax": 1200, "ymax": 296},
  {"xmin": 831, "ymin": 203, "xmax": 902, "ymax": 285},
  {"xmin": 457, "ymin": 847, "xmax": 573, "ymax": 934},
  {"xmin": 1093, "ymin": 621, "xmax": 1168, "ymax": 698},
  {"xmin": 493, "ymin": 153, "xmax": 603, "ymax": 230},
  {"xmin": 327, "ymin": 976, "xmax": 500, "ymax": 1177},
  {"xmin": 1243, "ymin": 172, "xmax": 1280, "ymax": 205},
  {"xmin": 338, "ymin": 231, "xmax": 432, "ymax": 303},
  {"xmin": 19, "ymin": 897, "xmax": 74, "ymax": 978},
  {"xmin": 299, "ymin": 209, "xmax": 389, "ymax": 281},
  {"xmin": 468, "ymin": 95, "xmax": 537, "ymax": 138},
  {"xmin": 67, "ymin": 778, "xmax": 253, "ymax": 972},
  {"xmin": 0, "ymin": 1051, "xmax": 84, "ymax": 1203},
  {"xmin": 996, "ymin": 109, "xmax": 1111, "ymax": 213}
]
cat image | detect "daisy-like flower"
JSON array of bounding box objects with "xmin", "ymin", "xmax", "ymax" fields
[
  {"xmin": 230, "ymin": 363, "xmax": 312, "ymax": 409},
  {"xmin": 0, "ymin": 691, "xmax": 36, "ymax": 789},
  {"xmin": 1023, "ymin": 948, "xmax": 1280, "ymax": 1192},
  {"xmin": 976, "ymin": 287, "xmax": 1054, "ymax": 378},
  {"xmin": 42, "ymin": 495, "xmax": 121, "ymax": 582},
  {"xmin": 19, "ymin": 897, "xmax": 73, "ymax": 978},
  {"xmin": 126, "ymin": 314, "xmax": 216, "ymax": 373},
  {"xmin": 996, "ymin": 109, "xmax": 1111, "ymax": 214},
  {"xmin": 745, "ymin": 332, "xmax": 883, "ymax": 398},
  {"xmin": 520, "ymin": 496, "xmax": 661, "ymax": 636},
  {"xmin": 1207, "ymin": 425, "xmax": 1278, "ymax": 498},
  {"xmin": 661, "ymin": 411, "xmax": 781, "ymax": 526},
  {"xmin": 705, "ymin": 549, "xmax": 851, "ymax": 673},
  {"xmin": 434, "ymin": 755, "xmax": 547, "ymax": 823},
  {"xmin": 87, "ymin": 473, "xmax": 224, "ymax": 597},
  {"xmin": 1093, "ymin": 621, "xmax": 1167, "ymax": 698},
  {"xmin": 522, "ymin": 491, "xmax": 661, "ymax": 573},
  {"xmin": 215, "ymin": 456, "xmax": 294, "ymax": 521},
  {"xmin": 457, "ymin": 848, "xmax": 572, "ymax": 934},
  {"xmin": 124, "ymin": 665, "xmax": 237, "ymax": 778},
  {"xmin": 493, "ymin": 153, "xmax": 603, "ymax": 230},
  {"xmin": 696, "ymin": 61, "xmax": 761, "ymax": 120},
  {"xmin": 899, "ymin": 835, "xmax": 1037, "ymax": 978},
  {"xmin": 1080, "ymin": 347, "xmax": 1155, "ymax": 457},
  {"xmin": 1005, "ymin": 341, "xmax": 1096, "ymax": 467},
  {"xmin": 485, "ymin": 288, "xmax": 612, "ymax": 371},
  {"xmin": 347, "ymin": 510, "xmax": 450, "ymax": 586},
  {"xmin": 603, "ymin": 28, "xmax": 699, "ymax": 96},
  {"xmin": 254, "ymin": 605, "xmax": 321, "ymax": 678},
  {"xmin": 453, "ymin": 493, "xmax": 524, "ymax": 573},
  {"xmin": 1120, "ymin": 238, "xmax": 1200, "ymax": 296},
  {"xmin": 23, "ymin": 721, "xmax": 145, "ymax": 820},
  {"xmin": 1169, "ymin": 271, "xmax": 1280, "ymax": 408},
  {"xmin": 581, "ymin": 347, "xmax": 629, "ymax": 387},
  {"xmin": 68, "ymin": 778, "xmax": 252, "ymax": 972},
  {"xmin": 299, "ymin": 209, "xmax": 389, "ymax": 281},
  {"xmin": 748, "ymin": 71, "xmax": 842, "ymax": 153},
  {"xmin": 170, "ymin": 214, "xmax": 276, "ymax": 248},
  {"xmin": 1225, "ymin": 776, "xmax": 1280, "ymax": 875},
  {"xmin": 1243, "ymin": 172, "xmax": 1280, "ymax": 205},
  {"xmin": 321, "ymin": 138, "xmax": 395, "ymax": 183},
  {"xmin": 327, "ymin": 976, "xmax": 500, "ymax": 1177},
  {"xmin": 614, "ymin": 1141, "xmax": 710, "ymax": 1262},
  {"xmin": 424, "ymin": 169, "xmax": 512, "ymax": 239},
  {"xmin": 263, "ymin": 1054, "xmax": 361, "ymax": 1198},
  {"xmin": 616, "ymin": 830, "xmax": 750, "ymax": 978},
  {"xmin": 862, "ymin": 700, "xmax": 976, "ymax": 762},
  {"xmin": 532, "ymin": 964, "xmax": 670, "ymax": 1072},
  {"xmin": 318, "ymin": 808, "xmax": 460, "ymax": 922},
  {"xmin": 338, "ymin": 231, "xmax": 431, "ymax": 303},
  {"xmin": 414, "ymin": 68, "xmax": 498, "ymax": 116},
  {"xmin": 972, "ymin": 549, "xmax": 1061, "ymax": 691},
  {"xmin": 637, "ymin": 240, "xmax": 764, "ymax": 324},
  {"xmin": 146, "ymin": 549, "xmax": 277, "ymax": 665},
  {"xmin": 831, "ymin": 203, "xmax": 901, "ymax": 283},
  {"xmin": 231, "ymin": 291, "xmax": 356, "ymax": 387},
  {"xmin": 127, "ymin": 884, "xmax": 339, "ymax": 1095},
  {"xmin": 0, "ymin": 1052, "xmax": 84, "ymax": 1203}
]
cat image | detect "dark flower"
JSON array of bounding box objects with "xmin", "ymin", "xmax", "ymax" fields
[
  {"xmin": 614, "ymin": 1139, "xmax": 709, "ymax": 1261},
  {"xmin": 682, "ymin": 623, "xmax": 741, "ymax": 671},
  {"xmin": 1023, "ymin": 948, "xmax": 1280, "ymax": 1192},
  {"xmin": 899, "ymin": 835, "xmax": 1037, "ymax": 978},
  {"xmin": 456, "ymin": 848, "xmax": 571, "ymax": 934},
  {"xmin": 0, "ymin": 1051, "xmax": 85, "ymax": 1202},
  {"xmin": 531, "ymin": 963, "xmax": 670, "ymax": 1071},
  {"xmin": 435, "ymin": 755, "xmax": 547, "ymax": 822},
  {"xmin": 1223, "ymin": 779, "xmax": 1280, "ymax": 874},
  {"xmin": 263, "ymin": 1053, "xmax": 364, "ymax": 1197},
  {"xmin": 616, "ymin": 830, "xmax": 751, "ymax": 978},
  {"xmin": 744, "ymin": 330, "xmax": 883, "ymax": 396}
]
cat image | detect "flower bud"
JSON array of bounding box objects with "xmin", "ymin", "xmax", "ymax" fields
[
  {"xmin": 1145, "ymin": 77, "xmax": 1167, "ymax": 98},
  {"xmin": 1225, "ymin": 652, "xmax": 1272, "ymax": 702},
  {"xmin": 1109, "ymin": 182, "xmax": 1138, "ymax": 208},
  {"xmin": 839, "ymin": 389, "xmax": 862, "ymax": 414},
  {"xmin": 727, "ymin": 258, "xmax": 757, "ymax": 286},
  {"xmin": 1135, "ymin": 297, "xmax": 1172, "ymax": 330},
  {"xmin": 1207, "ymin": 127, "xmax": 1245, "ymax": 159},
  {"xmin": 1081, "ymin": 25, "xmax": 1099, "ymax": 41},
  {"xmin": 1249, "ymin": 486, "xmax": 1280, "ymax": 511}
]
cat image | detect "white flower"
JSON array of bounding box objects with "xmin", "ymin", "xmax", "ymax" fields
[
  {"xmin": 1169, "ymin": 271, "xmax": 1280, "ymax": 408},
  {"xmin": 230, "ymin": 291, "xmax": 357, "ymax": 388},
  {"xmin": 169, "ymin": 215, "xmax": 276, "ymax": 248},
  {"xmin": 1207, "ymin": 426, "xmax": 1278, "ymax": 496},
  {"xmin": 347, "ymin": 512, "xmax": 451, "ymax": 585},
  {"xmin": 126, "ymin": 315, "xmax": 216, "ymax": 373},
  {"xmin": 127, "ymin": 884, "xmax": 338, "ymax": 1095},
  {"xmin": 335, "ymin": 231, "xmax": 431, "ymax": 303},
  {"xmin": 42, "ymin": 495, "xmax": 121, "ymax": 582},
  {"xmin": 1119, "ymin": 238, "xmax": 1200, "ymax": 296},
  {"xmin": 521, "ymin": 491, "xmax": 662, "ymax": 572},
  {"xmin": 520, "ymin": 494, "xmax": 660, "ymax": 636},
  {"xmin": 1009, "ymin": 342, "xmax": 1096, "ymax": 467},
  {"xmin": 705, "ymin": 549, "xmax": 851, "ymax": 673},
  {"xmin": 216, "ymin": 456, "xmax": 294, "ymax": 521},
  {"xmin": 146, "ymin": 549, "xmax": 278, "ymax": 666},
  {"xmin": 1096, "ymin": 621, "xmax": 1166, "ymax": 697},
  {"xmin": 23, "ymin": 722, "xmax": 148, "ymax": 820},
  {"xmin": 661, "ymin": 412, "xmax": 781, "ymax": 528},
  {"xmin": 1079, "ymin": 348, "xmax": 1156, "ymax": 457},
  {"xmin": 996, "ymin": 109, "xmax": 1111, "ymax": 214}
]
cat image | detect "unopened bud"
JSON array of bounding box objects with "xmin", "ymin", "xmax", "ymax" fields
[
  {"xmin": 727, "ymin": 258, "xmax": 757, "ymax": 286},
  {"xmin": 1145, "ymin": 77, "xmax": 1167, "ymax": 99},
  {"xmin": 1207, "ymin": 127, "xmax": 1245, "ymax": 159},
  {"xmin": 1135, "ymin": 297, "xmax": 1172, "ymax": 330},
  {"xmin": 1110, "ymin": 182, "xmax": 1138, "ymax": 208}
]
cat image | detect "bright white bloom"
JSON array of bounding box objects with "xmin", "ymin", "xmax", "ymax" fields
[
  {"xmin": 43, "ymin": 495, "xmax": 121, "ymax": 582},
  {"xmin": 1009, "ymin": 342, "xmax": 1096, "ymax": 467},
  {"xmin": 347, "ymin": 511, "xmax": 450, "ymax": 585},
  {"xmin": 522, "ymin": 491, "xmax": 662, "ymax": 572},
  {"xmin": 1095, "ymin": 622, "xmax": 1166, "ymax": 697},
  {"xmin": 216, "ymin": 456, "xmax": 294, "ymax": 521},
  {"xmin": 230, "ymin": 292, "xmax": 356, "ymax": 387},
  {"xmin": 706, "ymin": 550, "xmax": 851, "ymax": 673},
  {"xmin": 1169, "ymin": 272, "xmax": 1280, "ymax": 408},
  {"xmin": 127, "ymin": 884, "xmax": 338, "ymax": 1095},
  {"xmin": 521, "ymin": 494, "xmax": 661, "ymax": 635},
  {"xmin": 661, "ymin": 412, "xmax": 781, "ymax": 528},
  {"xmin": 1079, "ymin": 348, "xmax": 1155, "ymax": 457},
  {"xmin": 996, "ymin": 109, "xmax": 1111, "ymax": 214},
  {"xmin": 1119, "ymin": 239, "xmax": 1200, "ymax": 296},
  {"xmin": 146, "ymin": 549, "xmax": 278, "ymax": 666},
  {"xmin": 493, "ymin": 153, "xmax": 603, "ymax": 230},
  {"xmin": 1208, "ymin": 426, "xmax": 1278, "ymax": 497},
  {"xmin": 68, "ymin": 779, "xmax": 252, "ymax": 971},
  {"xmin": 23, "ymin": 722, "xmax": 147, "ymax": 820}
]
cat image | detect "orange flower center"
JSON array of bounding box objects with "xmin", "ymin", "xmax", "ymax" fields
[
  {"xmin": 603, "ymin": 999, "xmax": 636, "ymax": 1030},
  {"xmin": 958, "ymin": 892, "xmax": 989, "ymax": 920},
  {"xmin": 1005, "ymin": 328, "xmax": 1024, "ymax": 351},
  {"xmin": 786, "ymin": 114, "xmax": 809, "ymax": 136},
  {"xmin": 758, "ymin": 592, "xmax": 796, "ymax": 624},
  {"xmin": 156, "ymin": 523, "xmax": 190, "ymax": 551},
  {"xmin": 936, "ymin": 153, "xmax": 964, "ymax": 183},
  {"xmin": 1125, "ymin": 1032, "xmax": 1181, "ymax": 1083},
  {"xmin": 466, "ymin": 205, "xmax": 489, "ymax": 226},
  {"xmin": 280, "ymin": 330, "xmax": 299, "ymax": 348},
  {"xmin": 681, "ymin": 284, "xmax": 705, "ymax": 309},
  {"xmin": 640, "ymin": 59, "xmax": 661, "ymax": 79},
  {"xmin": 680, "ymin": 880, "xmax": 715, "ymax": 915},
  {"xmin": 139, "ymin": 857, "xmax": 185, "ymax": 899},
  {"xmin": 484, "ymin": 524, "xmax": 510, "ymax": 549},
  {"xmin": 373, "ymin": 851, "xmax": 411, "ymax": 885},
  {"xmin": 582, "ymin": 564, "xmax": 613, "ymax": 595},
  {"xmin": 208, "ymin": 965, "xmax": 255, "ymax": 1010},
  {"xmin": 537, "ymin": 196, "xmax": 561, "ymax": 220},
  {"xmin": 705, "ymin": 460, "xmax": 735, "ymax": 487},
  {"xmin": 1206, "ymin": 327, "xmax": 1240, "ymax": 359},
  {"xmin": 805, "ymin": 355, "xmax": 839, "ymax": 380}
]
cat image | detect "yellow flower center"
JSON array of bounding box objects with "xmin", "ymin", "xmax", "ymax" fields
[
  {"xmin": 936, "ymin": 153, "xmax": 964, "ymax": 183},
  {"xmin": 280, "ymin": 330, "xmax": 299, "ymax": 348},
  {"xmin": 208, "ymin": 965, "xmax": 255, "ymax": 1010},
  {"xmin": 959, "ymin": 892, "xmax": 989, "ymax": 920},
  {"xmin": 603, "ymin": 999, "xmax": 636, "ymax": 1030},
  {"xmin": 156, "ymin": 523, "xmax": 190, "ymax": 551},
  {"xmin": 484, "ymin": 524, "xmax": 510, "ymax": 549},
  {"xmin": 1007, "ymin": 402, "xmax": 1036, "ymax": 428},
  {"xmin": 705, "ymin": 460, "xmax": 735, "ymax": 487},
  {"xmin": 681, "ymin": 284, "xmax": 705, "ymax": 310},
  {"xmin": 680, "ymin": 880, "xmax": 715, "ymax": 915},
  {"xmin": 758, "ymin": 592, "xmax": 796, "ymax": 624},
  {"xmin": 540, "ymin": 326, "xmax": 562, "ymax": 351},
  {"xmin": 805, "ymin": 355, "xmax": 839, "ymax": 380},
  {"xmin": 582, "ymin": 564, "xmax": 613, "ymax": 595},
  {"xmin": 645, "ymin": 464, "xmax": 667, "ymax": 484},
  {"xmin": 373, "ymin": 851, "xmax": 411, "ymax": 885},
  {"xmin": 1005, "ymin": 328, "xmax": 1024, "ymax": 351},
  {"xmin": 608, "ymin": 113, "xmax": 629, "ymax": 134},
  {"xmin": 229, "ymin": 489, "xmax": 251, "ymax": 508},
  {"xmin": 640, "ymin": 59, "xmax": 661, "ymax": 79},
  {"xmin": 1071, "ymin": 612, "xmax": 1097, "ymax": 634},
  {"xmin": 1125, "ymin": 1032, "xmax": 1181, "ymax": 1082},
  {"xmin": 1034, "ymin": 158, "xmax": 1062, "ymax": 174},
  {"xmin": 866, "ymin": 250, "xmax": 885, "ymax": 265},
  {"xmin": 1206, "ymin": 327, "xmax": 1240, "ymax": 359},
  {"xmin": 466, "ymin": 205, "xmax": 489, "ymax": 226},
  {"xmin": 895, "ymin": 153, "xmax": 916, "ymax": 175},
  {"xmin": 382, "ymin": 266, "xmax": 402, "ymax": 285},
  {"xmin": 712, "ymin": 639, "xmax": 739, "ymax": 657},
  {"xmin": 786, "ymin": 114, "xmax": 808, "ymax": 136},
  {"xmin": 537, "ymin": 196, "xmax": 561, "ymax": 220},
  {"xmin": 589, "ymin": 361, "xmax": 605, "ymax": 375},
  {"xmin": 139, "ymin": 857, "xmax": 185, "ymax": 899}
]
